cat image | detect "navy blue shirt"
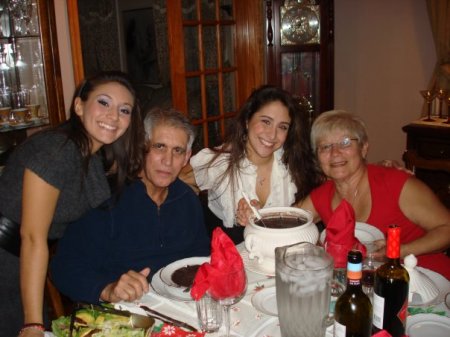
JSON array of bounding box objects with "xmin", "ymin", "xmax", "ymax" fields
[{"xmin": 51, "ymin": 178, "xmax": 210, "ymax": 304}]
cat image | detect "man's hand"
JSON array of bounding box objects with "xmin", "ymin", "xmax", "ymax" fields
[{"xmin": 100, "ymin": 268, "xmax": 150, "ymax": 303}]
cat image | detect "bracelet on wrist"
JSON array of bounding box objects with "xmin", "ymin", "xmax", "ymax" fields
[{"xmin": 19, "ymin": 323, "xmax": 45, "ymax": 334}]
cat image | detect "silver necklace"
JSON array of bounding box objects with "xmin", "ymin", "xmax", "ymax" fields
[{"xmin": 257, "ymin": 177, "xmax": 266, "ymax": 186}]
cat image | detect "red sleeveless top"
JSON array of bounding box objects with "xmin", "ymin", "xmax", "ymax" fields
[{"xmin": 311, "ymin": 164, "xmax": 449, "ymax": 279}]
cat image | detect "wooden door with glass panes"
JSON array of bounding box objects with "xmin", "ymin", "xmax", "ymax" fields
[
  {"xmin": 66, "ymin": 0, "xmax": 265, "ymax": 151},
  {"xmin": 266, "ymin": 0, "xmax": 334, "ymax": 121},
  {"xmin": 166, "ymin": 0, "xmax": 264, "ymax": 152}
]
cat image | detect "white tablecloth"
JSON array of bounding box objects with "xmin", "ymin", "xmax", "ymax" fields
[
  {"xmin": 116, "ymin": 265, "xmax": 283, "ymax": 337},
  {"xmin": 114, "ymin": 245, "xmax": 449, "ymax": 337}
]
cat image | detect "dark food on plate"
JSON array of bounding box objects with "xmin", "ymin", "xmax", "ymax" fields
[{"xmin": 171, "ymin": 264, "xmax": 200, "ymax": 288}]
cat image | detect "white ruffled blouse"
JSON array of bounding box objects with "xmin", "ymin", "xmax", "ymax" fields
[{"xmin": 190, "ymin": 148, "xmax": 297, "ymax": 228}]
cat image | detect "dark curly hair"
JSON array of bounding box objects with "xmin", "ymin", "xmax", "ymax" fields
[{"xmin": 204, "ymin": 84, "xmax": 322, "ymax": 204}]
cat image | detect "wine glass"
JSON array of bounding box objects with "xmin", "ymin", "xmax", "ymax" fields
[
  {"xmin": 436, "ymin": 89, "xmax": 447, "ymax": 119},
  {"xmin": 420, "ymin": 89, "xmax": 437, "ymax": 122},
  {"xmin": 445, "ymin": 94, "xmax": 450, "ymax": 124},
  {"xmin": 209, "ymin": 267, "xmax": 247, "ymax": 337}
]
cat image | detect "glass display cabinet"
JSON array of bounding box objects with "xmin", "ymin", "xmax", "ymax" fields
[{"xmin": 0, "ymin": 0, "xmax": 64, "ymax": 165}]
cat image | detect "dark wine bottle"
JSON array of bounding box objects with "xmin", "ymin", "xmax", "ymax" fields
[
  {"xmin": 372, "ymin": 225, "xmax": 409, "ymax": 337},
  {"xmin": 334, "ymin": 250, "xmax": 373, "ymax": 337}
]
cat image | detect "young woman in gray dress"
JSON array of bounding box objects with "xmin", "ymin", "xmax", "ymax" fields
[{"xmin": 0, "ymin": 71, "xmax": 145, "ymax": 337}]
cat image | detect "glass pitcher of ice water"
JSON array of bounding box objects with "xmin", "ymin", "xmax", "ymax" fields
[{"xmin": 275, "ymin": 242, "xmax": 333, "ymax": 337}]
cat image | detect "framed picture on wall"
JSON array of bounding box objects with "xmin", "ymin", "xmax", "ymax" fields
[{"xmin": 122, "ymin": 8, "xmax": 161, "ymax": 85}]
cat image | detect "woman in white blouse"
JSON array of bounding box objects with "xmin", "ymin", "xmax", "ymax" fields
[{"xmin": 181, "ymin": 85, "xmax": 322, "ymax": 241}]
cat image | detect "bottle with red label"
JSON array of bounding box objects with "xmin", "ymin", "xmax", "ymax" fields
[{"xmin": 372, "ymin": 225, "xmax": 410, "ymax": 337}]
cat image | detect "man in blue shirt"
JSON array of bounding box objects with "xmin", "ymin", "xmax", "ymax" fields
[{"xmin": 51, "ymin": 108, "xmax": 210, "ymax": 304}]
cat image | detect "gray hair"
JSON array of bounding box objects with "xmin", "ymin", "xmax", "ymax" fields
[
  {"xmin": 143, "ymin": 107, "xmax": 196, "ymax": 150},
  {"xmin": 311, "ymin": 110, "xmax": 368, "ymax": 152}
]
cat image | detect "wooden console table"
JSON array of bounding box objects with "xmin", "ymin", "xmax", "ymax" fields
[{"xmin": 402, "ymin": 119, "xmax": 450, "ymax": 208}]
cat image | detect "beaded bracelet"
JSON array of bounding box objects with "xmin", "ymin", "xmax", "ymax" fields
[{"xmin": 19, "ymin": 323, "xmax": 45, "ymax": 334}]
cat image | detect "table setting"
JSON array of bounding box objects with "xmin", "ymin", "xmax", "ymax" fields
[
  {"xmin": 48, "ymin": 206, "xmax": 450, "ymax": 337},
  {"xmin": 111, "ymin": 247, "xmax": 449, "ymax": 337}
]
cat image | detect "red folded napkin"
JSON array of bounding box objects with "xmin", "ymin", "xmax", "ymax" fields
[
  {"xmin": 325, "ymin": 199, "xmax": 366, "ymax": 268},
  {"xmin": 190, "ymin": 227, "xmax": 245, "ymax": 300}
]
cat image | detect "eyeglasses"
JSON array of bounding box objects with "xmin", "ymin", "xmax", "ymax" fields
[{"xmin": 317, "ymin": 137, "xmax": 359, "ymax": 154}]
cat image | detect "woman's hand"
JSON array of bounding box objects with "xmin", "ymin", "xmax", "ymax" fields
[
  {"xmin": 179, "ymin": 164, "xmax": 200, "ymax": 194},
  {"xmin": 236, "ymin": 198, "xmax": 261, "ymax": 226},
  {"xmin": 100, "ymin": 268, "xmax": 150, "ymax": 303},
  {"xmin": 371, "ymin": 239, "xmax": 386, "ymax": 259}
]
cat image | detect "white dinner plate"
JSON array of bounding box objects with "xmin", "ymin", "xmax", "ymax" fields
[
  {"xmin": 238, "ymin": 244, "xmax": 275, "ymax": 277},
  {"xmin": 151, "ymin": 269, "xmax": 195, "ymax": 302},
  {"xmin": 409, "ymin": 266, "xmax": 450, "ymax": 307},
  {"xmin": 406, "ymin": 313, "xmax": 450, "ymax": 337},
  {"xmin": 251, "ymin": 287, "xmax": 278, "ymax": 316},
  {"xmin": 159, "ymin": 256, "xmax": 209, "ymax": 288},
  {"xmin": 319, "ymin": 222, "xmax": 384, "ymax": 244}
]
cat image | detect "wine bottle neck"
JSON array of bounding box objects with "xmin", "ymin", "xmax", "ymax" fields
[
  {"xmin": 386, "ymin": 225, "xmax": 401, "ymax": 259},
  {"xmin": 386, "ymin": 256, "xmax": 402, "ymax": 265},
  {"xmin": 346, "ymin": 258, "xmax": 362, "ymax": 287}
]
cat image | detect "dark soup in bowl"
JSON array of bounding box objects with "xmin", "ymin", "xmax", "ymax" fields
[{"xmin": 255, "ymin": 215, "xmax": 308, "ymax": 229}]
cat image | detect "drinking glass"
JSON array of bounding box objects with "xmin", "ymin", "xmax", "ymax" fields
[
  {"xmin": 209, "ymin": 267, "xmax": 247, "ymax": 337},
  {"xmin": 324, "ymin": 241, "xmax": 348, "ymax": 326},
  {"xmin": 196, "ymin": 293, "xmax": 222, "ymax": 333},
  {"xmin": 11, "ymin": 90, "xmax": 30, "ymax": 109},
  {"xmin": 0, "ymin": 1, "xmax": 5, "ymax": 37},
  {"xmin": 361, "ymin": 241, "xmax": 385, "ymax": 302}
]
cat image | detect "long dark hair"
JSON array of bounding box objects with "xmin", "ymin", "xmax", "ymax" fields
[
  {"xmin": 206, "ymin": 84, "xmax": 322, "ymax": 203},
  {"xmin": 64, "ymin": 70, "xmax": 145, "ymax": 193}
]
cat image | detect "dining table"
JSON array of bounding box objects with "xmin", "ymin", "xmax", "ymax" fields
[{"xmin": 111, "ymin": 242, "xmax": 450, "ymax": 337}]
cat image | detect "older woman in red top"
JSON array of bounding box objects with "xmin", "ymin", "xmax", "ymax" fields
[{"xmin": 299, "ymin": 110, "xmax": 450, "ymax": 279}]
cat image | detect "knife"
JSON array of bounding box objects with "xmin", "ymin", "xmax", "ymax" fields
[{"xmin": 139, "ymin": 304, "xmax": 198, "ymax": 332}]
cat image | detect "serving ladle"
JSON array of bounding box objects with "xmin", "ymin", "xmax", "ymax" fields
[{"xmin": 242, "ymin": 192, "xmax": 267, "ymax": 227}]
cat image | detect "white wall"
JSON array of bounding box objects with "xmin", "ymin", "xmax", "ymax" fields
[
  {"xmin": 54, "ymin": 0, "xmax": 436, "ymax": 162},
  {"xmin": 334, "ymin": 0, "xmax": 435, "ymax": 163}
]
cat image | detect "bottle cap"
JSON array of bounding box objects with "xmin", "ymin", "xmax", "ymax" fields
[
  {"xmin": 386, "ymin": 225, "xmax": 401, "ymax": 259},
  {"xmin": 347, "ymin": 250, "xmax": 362, "ymax": 280}
]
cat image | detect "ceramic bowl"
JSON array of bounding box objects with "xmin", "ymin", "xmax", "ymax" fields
[{"xmin": 243, "ymin": 207, "xmax": 319, "ymax": 274}]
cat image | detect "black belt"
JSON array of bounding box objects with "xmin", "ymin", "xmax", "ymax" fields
[{"xmin": 0, "ymin": 213, "xmax": 21, "ymax": 257}]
